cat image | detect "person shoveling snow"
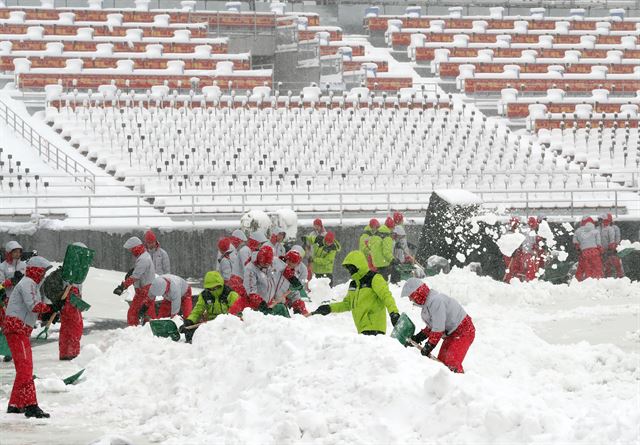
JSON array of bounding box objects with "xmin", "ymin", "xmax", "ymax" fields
[{"xmin": 401, "ymin": 278, "xmax": 475, "ymax": 373}]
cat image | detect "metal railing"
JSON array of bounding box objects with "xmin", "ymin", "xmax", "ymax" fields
[
  {"xmin": 0, "ymin": 99, "xmax": 96, "ymax": 192},
  {"xmin": 1, "ymin": 187, "xmax": 637, "ymax": 226}
]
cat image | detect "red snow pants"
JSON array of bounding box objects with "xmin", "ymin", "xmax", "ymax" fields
[
  {"xmin": 127, "ymin": 284, "xmax": 155, "ymax": 326},
  {"xmin": 603, "ymin": 252, "xmax": 624, "ymax": 278},
  {"xmin": 503, "ymin": 250, "xmax": 524, "ymax": 283},
  {"xmin": 438, "ymin": 315, "xmax": 475, "ymax": 373},
  {"xmin": 59, "ymin": 297, "xmax": 83, "ymax": 360},
  {"xmin": 4, "ymin": 316, "xmax": 37, "ymax": 409},
  {"xmin": 522, "ymin": 252, "xmax": 540, "ymax": 282},
  {"xmin": 157, "ymin": 288, "xmax": 193, "ymax": 318},
  {"xmin": 576, "ymin": 248, "xmax": 603, "ymax": 281}
]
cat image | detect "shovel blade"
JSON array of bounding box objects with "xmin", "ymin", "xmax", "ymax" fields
[
  {"xmin": 62, "ymin": 244, "xmax": 95, "ymax": 284},
  {"xmin": 390, "ymin": 313, "xmax": 416, "ymax": 346},
  {"xmin": 0, "ymin": 332, "xmax": 11, "ymax": 357},
  {"xmin": 149, "ymin": 319, "xmax": 180, "ymax": 341},
  {"xmin": 63, "ymin": 369, "xmax": 85, "ymax": 385}
]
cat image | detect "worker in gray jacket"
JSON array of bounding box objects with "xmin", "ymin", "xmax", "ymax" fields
[
  {"xmin": 237, "ymin": 231, "xmax": 268, "ymax": 271},
  {"xmin": 229, "ymin": 245, "xmax": 275, "ymax": 315},
  {"xmin": 271, "ymin": 250, "xmax": 309, "ymax": 315},
  {"xmin": 4, "ymin": 256, "xmax": 53, "ymax": 418},
  {"xmin": 144, "ymin": 230, "xmax": 170, "ymax": 275},
  {"xmin": 150, "ymin": 274, "xmax": 193, "ymax": 318},
  {"xmin": 1, "ymin": 240, "xmax": 27, "ymax": 306},
  {"xmin": 115, "ymin": 237, "xmax": 156, "ymax": 326},
  {"xmin": 390, "ymin": 226, "xmax": 414, "ymax": 283},
  {"xmin": 401, "ymin": 278, "xmax": 475, "ymax": 373},
  {"xmin": 573, "ymin": 217, "xmax": 603, "ymax": 281},
  {"xmin": 600, "ymin": 213, "xmax": 624, "ymax": 278}
]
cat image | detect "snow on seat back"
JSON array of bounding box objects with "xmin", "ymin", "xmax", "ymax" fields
[
  {"xmin": 66, "ymin": 59, "xmax": 83, "ymax": 73},
  {"xmin": 134, "ymin": 0, "xmax": 151, "ymax": 11},
  {"xmin": 146, "ymin": 44, "xmax": 163, "ymax": 57},
  {"xmin": 96, "ymin": 43, "xmax": 114, "ymax": 56},
  {"xmin": 126, "ymin": 29, "xmax": 144, "ymax": 42},
  {"xmin": 88, "ymin": 0, "xmax": 103, "ymax": 9},
  {"xmin": 620, "ymin": 104, "xmax": 638, "ymax": 118},
  {"xmin": 45, "ymin": 42, "xmax": 64, "ymax": 56},
  {"xmin": 345, "ymin": 86, "xmax": 369, "ymax": 102},
  {"xmin": 216, "ymin": 61, "xmax": 234, "ymax": 75},
  {"xmin": 45, "ymin": 84, "xmax": 63, "ymax": 102},
  {"xmin": 574, "ymin": 104, "xmax": 593, "ymax": 119},
  {"xmin": 301, "ymin": 86, "xmax": 321, "ymax": 102},
  {"xmin": 270, "ymin": 2, "xmax": 286, "ymax": 15},
  {"xmin": 605, "ymin": 50, "xmax": 623, "ymax": 64},
  {"xmin": 251, "ymin": 86, "xmax": 271, "ymax": 101},
  {"xmin": 596, "ymin": 22, "xmax": 611, "ymax": 35},
  {"xmin": 448, "ymin": 6, "xmax": 463, "ymax": 18},
  {"xmin": 181, "ymin": 0, "xmax": 196, "ymax": 12},
  {"xmin": 116, "ymin": 59, "xmax": 134, "ymax": 73},
  {"xmin": 26, "ymin": 26, "xmax": 45, "ymax": 39},
  {"xmin": 153, "ymin": 14, "xmax": 171, "ymax": 27},
  {"xmin": 76, "ymin": 27, "xmax": 94, "ymax": 40},
  {"xmin": 106, "ymin": 13, "xmax": 123, "ymax": 27},
  {"xmin": 194, "ymin": 45, "xmax": 212, "ymax": 57},
  {"xmin": 13, "ymin": 58, "xmax": 31, "ymax": 74},
  {"xmin": 547, "ymin": 88, "xmax": 565, "ymax": 102},
  {"xmin": 555, "ymin": 21, "xmax": 570, "ymax": 33},
  {"xmin": 98, "ymin": 84, "xmax": 117, "ymax": 100},
  {"xmin": 591, "ymin": 89, "xmax": 609, "ymax": 102},
  {"xmin": 489, "ymin": 7, "xmax": 504, "ymax": 19},
  {"xmin": 0, "ymin": 41, "xmax": 11, "ymax": 55},
  {"xmin": 40, "ymin": 0, "xmax": 55, "ymax": 7},
  {"xmin": 590, "ymin": 66, "xmax": 608, "ymax": 79},
  {"xmin": 202, "ymin": 85, "xmax": 222, "ymax": 101},
  {"xmin": 173, "ymin": 29, "xmax": 191, "ymax": 42},
  {"xmin": 7, "ymin": 11, "xmax": 26, "ymax": 23},
  {"xmin": 563, "ymin": 50, "xmax": 581, "ymax": 64},
  {"xmin": 58, "ymin": 12, "xmax": 75, "ymax": 25},
  {"xmin": 569, "ymin": 8, "xmax": 586, "ymax": 19}
]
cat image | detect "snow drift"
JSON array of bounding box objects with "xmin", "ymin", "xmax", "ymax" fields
[{"xmin": 56, "ymin": 271, "xmax": 639, "ymax": 445}]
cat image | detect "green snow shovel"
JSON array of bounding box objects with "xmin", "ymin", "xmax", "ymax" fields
[
  {"xmin": 37, "ymin": 244, "xmax": 95, "ymax": 340},
  {"xmin": 149, "ymin": 320, "xmax": 181, "ymax": 342},
  {"xmin": 269, "ymin": 303, "xmax": 291, "ymax": 318},
  {"xmin": 69, "ymin": 294, "xmax": 91, "ymax": 312},
  {"xmin": 617, "ymin": 248, "xmax": 637, "ymax": 258},
  {"xmin": 33, "ymin": 368, "xmax": 85, "ymax": 385},
  {"xmin": 390, "ymin": 313, "xmax": 442, "ymax": 363},
  {"xmin": 390, "ymin": 313, "xmax": 416, "ymax": 346},
  {"xmin": 0, "ymin": 332, "xmax": 11, "ymax": 358}
]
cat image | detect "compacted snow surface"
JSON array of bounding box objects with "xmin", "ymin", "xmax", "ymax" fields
[{"xmin": 0, "ymin": 267, "xmax": 639, "ymax": 445}]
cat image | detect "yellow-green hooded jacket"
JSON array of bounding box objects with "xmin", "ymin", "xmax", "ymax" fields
[
  {"xmin": 370, "ymin": 225, "xmax": 394, "ymax": 268},
  {"xmin": 188, "ymin": 271, "xmax": 239, "ymax": 323},
  {"xmin": 359, "ymin": 226, "xmax": 375, "ymax": 256},
  {"xmin": 329, "ymin": 251, "xmax": 399, "ymax": 334}
]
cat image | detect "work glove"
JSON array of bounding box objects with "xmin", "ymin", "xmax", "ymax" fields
[
  {"xmin": 257, "ymin": 300, "xmax": 269, "ymax": 313},
  {"xmin": 411, "ymin": 330, "xmax": 427, "ymax": 344},
  {"xmin": 179, "ymin": 319, "xmax": 194, "ymax": 334},
  {"xmin": 288, "ymin": 276, "xmax": 302, "ymax": 289},
  {"xmin": 202, "ymin": 290, "xmax": 214, "ymax": 305},
  {"xmin": 283, "ymin": 267, "xmax": 296, "ymax": 280},
  {"xmin": 113, "ymin": 284, "xmax": 125, "ymax": 296},
  {"xmin": 389, "ymin": 312, "xmax": 400, "ymax": 327},
  {"xmin": 421, "ymin": 342, "xmax": 436, "ymax": 357},
  {"xmin": 10, "ymin": 271, "xmax": 23, "ymax": 286},
  {"xmin": 314, "ymin": 304, "xmax": 331, "ymax": 316},
  {"xmin": 50, "ymin": 298, "xmax": 65, "ymax": 313}
]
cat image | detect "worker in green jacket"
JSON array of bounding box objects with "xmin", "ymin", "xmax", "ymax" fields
[
  {"xmin": 314, "ymin": 250, "xmax": 400, "ymax": 335},
  {"xmin": 311, "ymin": 231, "xmax": 341, "ymax": 286},
  {"xmin": 359, "ymin": 219, "xmax": 380, "ymax": 269},
  {"xmin": 180, "ymin": 271, "xmax": 239, "ymax": 342},
  {"xmin": 370, "ymin": 218, "xmax": 395, "ymax": 280}
]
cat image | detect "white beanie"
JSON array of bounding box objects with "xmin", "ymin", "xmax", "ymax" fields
[
  {"xmin": 123, "ymin": 237, "xmax": 143, "ymax": 249},
  {"xmin": 401, "ymin": 278, "xmax": 424, "ymax": 298},
  {"xmin": 149, "ymin": 276, "xmax": 168, "ymax": 297},
  {"xmin": 27, "ymin": 255, "xmax": 51, "ymax": 269}
]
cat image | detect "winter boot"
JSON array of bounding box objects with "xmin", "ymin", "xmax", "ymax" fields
[
  {"xmin": 24, "ymin": 405, "xmax": 50, "ymax": 418},
  {"xmin": 7, "ymin": 405, "xmax": 24, "ymax": 414},
  {"xmin": 59, "ymin": 355, "xmax": 77, "ymax": 361},
  {"xmin": 3, "ymin": 355, "xmax": 12, "ymax": 362}
]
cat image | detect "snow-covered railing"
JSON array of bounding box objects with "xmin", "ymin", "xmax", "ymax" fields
[
  {"xmin": 0, "ymin": 98, "xmax": 95, "ymax": 192},
  {"xmin": 1, "ymin": 188, "xmax": 637, "ymax": 225}
]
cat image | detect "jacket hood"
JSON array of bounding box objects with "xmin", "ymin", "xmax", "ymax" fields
[
  {"xmin": 150, "ymin": 276, "xmax": 169, "ymax": 297},
  {"xmin": 342, "ymin": 250, "xmax": 369, "ymax": 279},
  {"xmin": 378, "ymin": 225, "xmax": 392, "ymax": 235},
  {"xmin": 203, "ymin": 271, "xmax": 224, "ymax": 290}
]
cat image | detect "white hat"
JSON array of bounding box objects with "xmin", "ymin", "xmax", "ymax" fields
[
  {"xmin": 123, "ymin": 236, "xmax": 143, "ymax": 249},
  {"xmin": 401, "ymin": 278, "xmax": 424, "ymax": 298},
  {"xmin": 27, "ymin": 256, "xmax": 51, "ymax": 269},
  {"xmin": 72, "ymin": 241, "xmax": 87, "ymax": 248},
  {"xmin": 149, "ymin": 276, "xmax": 168, "ymax": 297},
  {"xmin": 250, "ymin": 231, "xmax": 268, "ymax": 244},
  {"xmin": 232, "ymin": 229, "xmax": 247, "ymax": 242},
  {"xmin": 4, "ymin": 240, "xmax": 22, "ymax": 252},
  {"xmin": 272, "ymin": 226, "xmax": 286, "ymax": 235},
  {"xmin": 290, "ymin": 244, "xmax": 305, "ymax": 258}
]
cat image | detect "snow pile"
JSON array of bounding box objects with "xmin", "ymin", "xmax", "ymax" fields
[
  {"xmin": 618, "ymin": 239, "xmax": 640, "ymax": 252},
  {"xmin": 56, "ymin": 271, "xmax": 640, "ymax": 445},
  {"xmin": 496, "ymin": 232, "xmax": 525, "ymax": 256}
]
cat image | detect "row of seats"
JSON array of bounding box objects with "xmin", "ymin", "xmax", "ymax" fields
[
  {"xmin": 498, "ymin": 88, "xmax": 640, "ymax": 117},
  {"xmin": 365, "ymin": 6, "xmax": 637, "ymax": 32}
]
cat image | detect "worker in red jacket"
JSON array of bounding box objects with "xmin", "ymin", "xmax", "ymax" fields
[{"xmin": 4, "ymin": 256, "xmax": 54, "ymax": 418}]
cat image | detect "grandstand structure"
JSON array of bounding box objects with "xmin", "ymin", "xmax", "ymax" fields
[{"xmin": 0, "ymin": 0, "xmax": 638, "ymax": 224}]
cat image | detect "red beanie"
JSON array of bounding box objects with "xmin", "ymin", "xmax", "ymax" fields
[
  {"xmin": 313, "ymin": 218, "xmax": 323, "ymax": 228},
  {"xmin": 218, "ymin": 237, "xmax": 231, "ymax": 253},
  {"xmin": 369, "ymin": 219, "xmax": 380, "ymax": 230},
  {"xmin": 410, "ymin": 283, "xmax": 430, "ymax": 305},
  {"xmin": 144, "ymin": 230, "xmax": 157, "ymax": 244},
  {"xmin": 256, "ymin": 245, "xmax": 274, "ymax": 266},
  {"xmin": 385, "ymin": 217, "xmax": 395, "ymax": 230},
  {"xmin": 284, "ymin": 250, "xmax": 302, "ymax": 265},
  {"xmin": 325, "ymin": 232, "xmax": 335, "ymax": 245},
  {"xmin": 393, "ymin": 211, "xmax": 404, "ymax": 225}
]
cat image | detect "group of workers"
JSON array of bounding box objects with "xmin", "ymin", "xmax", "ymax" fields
[{"xmin": 503, "ymin": 213, "xmax": 625, "ymax": 283}]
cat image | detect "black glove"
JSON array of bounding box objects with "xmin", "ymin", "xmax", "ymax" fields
[
  {"xmin": 10, "ymin": 271, "xmax": 23, "ymax": 286},
  {"xmin": 411, "ymin": 331, "xmax": 427, "ymax": 344},
  {"xmin": 50, "ymin": 299, "xmax": 65, "ymax": 313},
  {"xmin": 389, "ymin": 312, "xmax": 400, "ymax": 327},
  {"xmin": 113, "ymin": 284, "xmax": 125, "ymax": 296},
  {"xmin": 288, "ymin": 276, "xmax": 302, "ymax": 289},
  {"xmin": 314, "ymin": 304, "xmax": 331, "ymax": 316},
  {"xmin": 201, "ymin": 290, "xmax": 214, "ymax": 305},
  {"xmin": 257, "ymin": 300, "xmax": 269, "ymax": 313},
  {"xmin": 179, "ymin": 319, "xmax": 194, "ymax": 333},
  {"xmin": 421, "ymin": 342, "xmax": 436, "ymax": 357}
]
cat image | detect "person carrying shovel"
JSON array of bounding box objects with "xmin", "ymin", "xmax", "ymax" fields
[
  {"xmin": 149, "ymin": 274, "xmax": 193, "ymax": 319},
  {"xmin": 314, "ymin": 250, "xmax": 400, "ymax": 335},
  {"xmin": 4, "ymin": 256, "xmax": 54, "ymax": 418},
  {"xmin": 401, "ymin": 278, "xmax": 475, "ymax": 373},
  {"xmin": 114, "ymin": 237, "xmax": 156, "ymax": 326},
  {"xmin": 180, "ymin": 271, "xmax": 239, "ymax": 343}
]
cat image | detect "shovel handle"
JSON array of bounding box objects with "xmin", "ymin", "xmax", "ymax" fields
[
  {"xmin": 406, "ymin": 338, "xmax": 442, "ymax": 363},
  {"xmin": 184, "ymin": 322, "xmax": 204, "ymax": 330}
]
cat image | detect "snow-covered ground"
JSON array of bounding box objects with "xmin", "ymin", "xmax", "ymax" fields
[{"xmin": 1, "ymin": 266, "xmax": 638, "ymax": 445}]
